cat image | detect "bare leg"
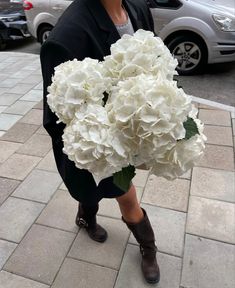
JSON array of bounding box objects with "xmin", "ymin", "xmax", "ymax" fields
[{"xmin": 116, "ymin": 184, "xmax": 143, "ymax": 223}]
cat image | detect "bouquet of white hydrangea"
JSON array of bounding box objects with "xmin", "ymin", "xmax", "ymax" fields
[{"xmin": 47, "ymin": 29, "xmax": 206, "ymax": 192}]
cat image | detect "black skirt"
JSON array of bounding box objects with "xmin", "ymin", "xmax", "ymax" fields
[{"xmin": 52, "ymin": 139, "xmax": 126, "ymax": 206}]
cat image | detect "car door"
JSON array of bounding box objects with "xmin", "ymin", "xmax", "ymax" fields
[
  {"xmin": 148, "ymin": 0, "xmax": 183, "ymax": 34},
  {"xmin": 49, "ymin": 0, "xmax": 73, "ymax": 19}
]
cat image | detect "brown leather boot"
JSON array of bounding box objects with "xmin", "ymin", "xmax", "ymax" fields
[
  {"xmin": 123, "ymin": 209, "xmax": 160, "ymax": 284},
  {"xmin": 75, "ymin": 203, "xmax": 108, "ymax": 243}
]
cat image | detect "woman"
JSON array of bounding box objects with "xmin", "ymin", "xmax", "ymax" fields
[{"xmin": 40, "ymin": 0, "xmax": 160, "ymax": 284}]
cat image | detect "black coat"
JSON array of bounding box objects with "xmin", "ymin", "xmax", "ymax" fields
[{"xmin": 40, "ymin": 0, "xmax": 154, "ymax": 205}]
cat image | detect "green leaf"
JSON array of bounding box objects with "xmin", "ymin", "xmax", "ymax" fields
[
  {"xmin": 113, "ymin": 165, "xmax": 136, "ymax": 192},
  {"xmin": 183, "ymin": 117, "xmax": 199, "ymax": 140}
]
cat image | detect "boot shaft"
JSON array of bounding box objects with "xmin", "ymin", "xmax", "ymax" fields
[
  {"xmin": 78, "ymin": 203, "xmax": 99, "ymax": 228},
  {"xmin": 123, "ymin": 209, "xmax": 156, "ymax": 248},
  {"xmin": 122, "ymin": 208, "xmax": 160, "ymax": 284}
]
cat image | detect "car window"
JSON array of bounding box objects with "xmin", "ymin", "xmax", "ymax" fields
[
  {"xmin": 147, "ymin": 0, "xmax": 182, "ymax": 9},
  {"xmin": 0, "ymin": 0, "xmax": 23, "ymax": 15}
]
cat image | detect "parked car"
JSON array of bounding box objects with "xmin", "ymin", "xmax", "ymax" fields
[
  {"xmin": 23, "ymin": 0, "xmax": 72, "ymax": 44},
  {"xmin": 148, "ymin": 0, "xmax": 235, "ymax": 74},
  {"xmin": 10, "ymin": 0, "xmax": 24, "ymax": 3},
  {"xmin": 0, "ymin": 0, "xmax": 31, "ymax": 50},
  {"xmin": 23, "ymin": 0, "xmax": 235, "ymax": 75}
]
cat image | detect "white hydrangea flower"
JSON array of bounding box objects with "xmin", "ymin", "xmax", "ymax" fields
[
  {"xmin": 103, "ymin": 29, "xmax": 178, "ymax": 82},
  {"xmin": 106, "ymin": 74, "xmax": 192, "ymax": 157},
  {"xmin": 47, "ymin": 29, "xmax": 206, "ymax": 185},
  {"xmin": 47, "ymin": 58, "xmax": 111, "ymax": 124},
  {"xmin": 62, "ymin": 104, "xmax": 129, "ymax": 184},
  {"xmin": 147, "ymin": 133, "xmax": 206, "ymax": 179}
]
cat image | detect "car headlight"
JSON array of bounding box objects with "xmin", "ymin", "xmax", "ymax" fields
[
  {"xmin": 212, "ymin": 14, "xmax": 235, "ymax": 32},
  {"xmin": 0, "ymin": 15, "xmax": 21, "ymax": 22}
]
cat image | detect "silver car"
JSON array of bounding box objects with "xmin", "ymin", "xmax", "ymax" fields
[
  {"xmin": 149, "ymin": 0, "xmax": 235, "ymax": 74},
  {"xmin": 23, "ymin": 0, "xmax": 71, "ymax": 44},
  {"xmin": 23, "ymin": 0, "xmax": 235, "ymax": 75}
]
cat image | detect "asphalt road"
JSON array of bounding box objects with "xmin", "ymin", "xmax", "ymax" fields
[{"xmin": 3, "ymin": 37, "xmax": 235, "ymax": 107}]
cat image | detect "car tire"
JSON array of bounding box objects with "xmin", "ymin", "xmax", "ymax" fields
[
  {"xmin": 0, "ymin": 35, "xmax": 7, "ymax": 50},
  {"xmin": 167, "ymin": 35, "xmax": 207, "ymax": 75},
  {"xmin": 38, "ymin": 25, "xmax": 53, "ymax": 44}
]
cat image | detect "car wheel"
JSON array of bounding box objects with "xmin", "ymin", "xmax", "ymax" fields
[
  {"xmin": 38, "ymin": 25, "xmax": 53, "ymax": 44},
  {"xmin": 167, "ymin": 35, "xmax": 207, "ymax": 75},
  {"xmin": 0, "ymin": 35, "xmax": 7, "ymax": 50}
]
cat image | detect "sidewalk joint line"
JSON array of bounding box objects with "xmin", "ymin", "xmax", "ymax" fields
[
  {"xmin": 66, "ymin": 255, "xmax": 119, "ymax": 272},
  {"xmin": 185, "ymin": 232, "xmax": 235, "ymax": 246}
]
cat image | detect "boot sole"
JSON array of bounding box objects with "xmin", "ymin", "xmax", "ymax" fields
[
  {"xmin": 87, "ymin": 230, "xmax": 108, "ymax": 243},
  {"xmin": 146, "ymin": 277, "xmax": 160, "ymax": 284},
  {"xmin": 142, "ymin": 266, "xmax": 160, "ymax": 284}
]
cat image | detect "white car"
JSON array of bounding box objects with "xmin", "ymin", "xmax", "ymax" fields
[
  {"xmin": 23, "ymin": 0, "xmax": 72, "ymax": 43},
  {"xmin": 23, "ymin": 0, "xmax": 235, "ymax": 75}
]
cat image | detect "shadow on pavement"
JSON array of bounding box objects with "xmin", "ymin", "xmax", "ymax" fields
[{"xmin": 1, "ymin": 37, "xmax": 41, "ymax": 54}]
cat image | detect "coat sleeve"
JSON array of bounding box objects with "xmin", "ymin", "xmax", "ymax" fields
[{"xmin": 40, "ymin": 41, "xmax": 73, "ymax": 142}]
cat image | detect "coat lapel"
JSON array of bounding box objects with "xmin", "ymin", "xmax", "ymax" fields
[
  {"xmin": 84, "ymin": 0, "xmax": 143, "ymax": 54},
  {"xmin": 84, "ymin": 0, "xmax": 119, "ymax": 51},
  {"xmin": 123, "ymin": 0, "xmax": 144, "ymax": 31}
]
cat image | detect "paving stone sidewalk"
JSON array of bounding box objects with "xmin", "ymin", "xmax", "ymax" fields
[{"xmin": 0, "ymin": 52, "xmax": 234, "ymax": 288}]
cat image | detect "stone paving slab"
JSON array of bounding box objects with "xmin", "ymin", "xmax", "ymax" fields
[
  {"xmin": 17, "ymin": 134, "xmax": 52, "ymax": 157},
  {"xmin": 191, "ymin": 167, "xmax": 235, "ymax": 202},
  {"xmin": 0, "ymin": 271, "xmax": 49, "ymax": 288},
  {"xmin": 4, "ymin": 224, "xmax": 76, "ymax": 285},
  {"xmin": 197, "ymin": 144, "xmax": 234, "ymax": 171},
  {"xmin": 36, "ymin": 125, "xmax": 48, "ymax": 135},
  {"xmin": 198, "ymin": 109, "xmax": 231, "ymax": 126},
  {"xmin": 12, "ymin": 169, "xmax": 62, "ymax": 203},
  {"xmin": 0, "ymin": 93, "xmax": 22, "ymax": 106},
  {"xmin": 0, "ymin": 197, "xmax": 44, "ymax": 242},
  {"xmin": 0, "ymin": 123, "xmax": 39, "ymax": 143},
  {"xmin": 204, "ymin": 125, "xmax": 233, "ymax": 146},
  {"xmin": 0, "ymin": 240, "xmax": 17, "ymax": 270},
  {"xmin": 0, "ymin": 106, "xmax": 6, "ymax": 113},
  {"xmin": 132, "ymin": 169, "xmax": 150, "ymax": 188},
  {"xmin": 36, "ymin": 189, "xmax": 78, "ymax": 233},
  {"xmin": 142, "ymin": 175, "xmax": 190, "ymax": 212},
  {"xmin": 36, "ymin": 150, "xmax": 58, "ymax": 172},
  {"xmin": 0, "ymin": 78, "xmax": 21, "ymax": 89},
  {"xmin": 0, "ymin": 141, "xmax": 21, "ymax": 163},
  {"xmin": 0, "ymin": 88, "xmax": 8, "ymax": 96},
  {"xmin": 68, "ymin": 216, "xmax": 130, "ymax": 270},
  {"xmin": 51, "ymin": 258, "xmax": 117, "ymax": 288},
  {"xmin": 98, "ymin": 198, "xmax": 122, "ymax": 219},
  {"xmin": 9, "ymin": 83, "xmax": 35, "ymax": 94},
  {"xmin": 0, "ymin": 178, "xmax": 20, "ymax": 205},
  {"xmin": 181, "ymin": 234, "xmax": 235, "ymax": 288},
  {"xmin": 34, "ymin": 82, "xmax": 43, "ymax": 90},
  {"xmin": 0, "ymin": 153, "xmax": 41, "ymax": 181},
  {"xmin": 20, "ymin": 90, "xmax": 43, "ymax": 102},
  {"xmin": 0, "ymin": 114, "xmax": 22, "ymax": 131},
  {"xmin": 186, "ymin": 196, "xmax": 235, "ymax": 244},
  {"xmin": 19, "ymin": 109, "xmax": 43, "ymax": 126},
  {"xmin": 20, "ymin": 75, "xmax": 43, "ymax": 86},
  {"xmin": 4, "ymin": 100, "xmax": 36, "ymax": 116}
]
